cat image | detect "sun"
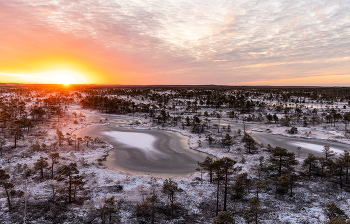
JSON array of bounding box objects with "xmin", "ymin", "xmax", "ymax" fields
[
  {"xmin": 48, "ymin": 70, "xmax": 88, "ymax": 84},
  {"xmin": 52, "ymin": 75, "xmax": 76, "ymax": 85}
]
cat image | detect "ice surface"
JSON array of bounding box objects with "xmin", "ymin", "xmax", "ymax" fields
[
  {"xmin": 290, "ymin": 142, "xmax": 345, "ymax": 155},
  {"xmin": 103, "ymin": 131, "xmax": 168, "ymax": 158}
]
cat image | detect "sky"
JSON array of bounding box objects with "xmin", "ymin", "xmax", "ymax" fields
[{"xmin": 0, "ymin": 0, "xmax": 349, "ymax": 85}]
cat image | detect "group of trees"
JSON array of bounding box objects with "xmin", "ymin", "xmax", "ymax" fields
[
  {"xmin": 0, "ymin": 169, "xmax": 23, "ymax": 210},
  {"xmin": 0, "ymin": 86, "xmax": 93, "ymax": 223},
  {"xmin": 195, "ymin": 142, "xmax": 350, "ymax": 223},
  {"xmin": 0, "ymin": 86, "xmax": 78, "ymax": 151},
  {"xmin": 2, "ymin": 85, "xmax": 350, "ymax": 223},
  {"xmin": 196, "ymin": 144, "xmax": 299, "ymax": 222},
  {"xmin": 66, "ymin": 86, "xmax": 350, "ymax": 222},
  {"xmin": 1, "ymin": 151, "xmax": 85, "ymax": 212},
  {"xmin": 134, "ymin": 178, "xmax": 183, "ymax": 223},
  {"xmin": 204, "ymin": 131, "xmax": 258, "ymax": 154},
  {"xmin": 77, "ymin": 87, "xmax": 350, "ymax": 152},
  {"xmin": 302, "ymin": 146, "xmax": 350, "ymax": 190}
]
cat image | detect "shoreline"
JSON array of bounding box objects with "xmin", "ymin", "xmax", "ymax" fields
[{"xmin": 72, "ymin": 110, "xmax": 210, "ymax": 177}]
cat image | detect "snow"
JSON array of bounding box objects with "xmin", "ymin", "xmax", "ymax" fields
[
  {"xmin": 3, "ymin": 91, "xmax": 350, "ymax": 223},
  {"xmin": 105, "ymin": 131, "xmax": 147, "ymax": 145},
  {"xmin": 264, "ymin": 124, "xmax": 350, "ymax": 145},
  {"xmin": 290, "ymin": 142, "xmax": 345, "ymax": 155},
  {"xmin": 103, "ymin": 131, "xmax": 168, "ymax": 159}
]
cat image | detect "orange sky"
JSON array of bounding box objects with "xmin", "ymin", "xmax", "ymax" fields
[{"xmin": 0, "ymin": 0, "xmax": 349, "ymax": 85}]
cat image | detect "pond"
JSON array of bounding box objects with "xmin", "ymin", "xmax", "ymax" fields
[{"xmin": 73, "ymin": 110, "xmax": 210, "ymax": 177}]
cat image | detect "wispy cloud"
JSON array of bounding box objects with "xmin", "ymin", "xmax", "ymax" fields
[{"xmin": 0, "ymin": 0, "xmax": 349, "ymax": 85}]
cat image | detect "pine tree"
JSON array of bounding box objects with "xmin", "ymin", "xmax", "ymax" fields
[
  {"xmin": 231, "ymin": 173, "xmax": 251, "ymax": 200},
  {"xmin": 0, "ymin": 169, "xmax": 12, "ymax": 210},
  {"xmin": 220, "ymin": 157, "xmax": 237, "ymax": 211},
  {"xmin": 269, "ymin": 146, "xmax": 298, "ymax": 177},
  {"xmin": 206, "ymin": 135, "xmax": 215, "ymax": 147},
  {"xmin": 245, "ymin": 197, "xmax": 261, "ymax": 224},
  {"xmin": 57, "ymin": 163, "xmax": 84, "ymax": 203},
  {"xmin": 162, "ymin": 178, "xmax": 181, "ymax": 218},
  {"xmin": 0, "ymin": 169, "xmax": 22, "ymax": 211},
  {"xmin": 302, "ymin": 153, "xmax": 318, "ymax": 175},
  {"xmin": 213, "ymin": 211, "xmax": 235, "ymax": 224},
  {"xmin": 212, "ymin": 159, "xmax": 224, "ymax": 217},
  {"xmin": 100, "ymin": 196, "xmax": 120, "ymax": 224},
  {"xmin": 324, "ymin": 203, "xmax": 348, "ymax": 220},
  {"xmin": 333, "ymin": 158, "xmax": 346, "ymax": 189},
  {"xmin": 255, "ymin": 180, "xmax": 267, "ymax": 199},
  {"xmin": 281, "ymin": 173, "xmax": 300, "ymax": 197},
  {"xmin": 242, "ymin": 133, "xmax": 257, "ymax": 154},
  {"xmin": 34, "ymin": 156, "xmax": 49, "ymax": 180},
  {"xmin": 323, "ymin": 145, "xmax": 336, "ymax": 159},
  {"xmin": 56, "ymin": 129, "xmax": 64, "ymax": 146},
  {"xmin": 0, "ymin": 137, "xmax": 5, "ymax": 157},
  {"xmin": 222, "ymin": 133, "xmax": 234, "ymax": 152},
  {"xmin": 340, "ymin": 150, "xmax": 350, "ymax": 183},
  {"xmin": 135, "ymin": 194, "xmax": 159, "ymax": 224},
  {"xmin": 318, "ymin": 156, "xmax": 331, "ymax": 179},
  {"xmin": 49, "ymin": 152, "xmax": 60, "ymax": 179},
  {"xmin": 198, "ymin": 156, "xmax": 214, "ymax": 183}
]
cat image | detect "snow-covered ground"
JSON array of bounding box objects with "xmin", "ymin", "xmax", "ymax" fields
[{"xmin": 2, "ymin": 95, "xmax": 350, "ymax": 223}]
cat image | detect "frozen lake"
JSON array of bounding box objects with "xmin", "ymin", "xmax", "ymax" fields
[
  {"xmin": 289, "ymin": 142, "xmax": 345, "ymax": 155},
  {"xmin": 73, "ymin": 111, "xmax": 210, "ymax": 176},
  {"xmin": 74, "ymin": 110, "xmax": 350, "ymax": 176},
  {"xmin": 252, "ymin": 131, "xmax": 350, "ymax": 157}
]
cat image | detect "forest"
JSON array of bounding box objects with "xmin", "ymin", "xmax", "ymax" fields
[{"xmin": 1, "ymin": 84, "xmax": 350, "ymax": 223}]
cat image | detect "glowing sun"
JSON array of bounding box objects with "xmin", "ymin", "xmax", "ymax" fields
[
  {"xmin": 52, "ymin": 75, "xmax": 76, "ymax": 85},
  {"xmin": 48, "ymin": 70, "xmax": 87, "ymax": 84}
]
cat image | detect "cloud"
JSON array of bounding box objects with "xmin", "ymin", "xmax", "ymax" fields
[{"xmin": 0, "ymin": 0, "xmax": 349, "ymax": 85}]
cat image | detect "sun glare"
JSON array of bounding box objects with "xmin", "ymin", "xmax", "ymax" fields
[
  {"xmin": 47, "ymin": 70, "xmax": 88, "ymax": 85},
  {"xmin": 52, "ymin": 75, "xmax": 75, "ymax": 85}
]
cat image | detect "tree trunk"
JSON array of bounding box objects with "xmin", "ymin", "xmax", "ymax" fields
[
  {"xmin": 68, "ymin": 177, "xmax": 72, "ymax": 203},
  {"xmin": 279, "ymin": 157, "xmax": 282, "ymax": 176},
  {"xmin": 73, "ymin": 186, "xmax": 76, "ymax": 202},
  {"xmin": 340, "ymin": 167, "xmax": 343, "ymax": 189},
  {"xmin": 309, "ymin": 163, "xmax": 312, "ymax": 173},
  {"xmin": 216, "ymin": 172, "xmax": 220, "ymax": 216},
  {"xmin": 4, "ymin": 186, "xmax": 11, "ymax": 210},
  {"xmin": 170, "ymin": 192, "xmax": 174, "ymax": 219},
  {"xmin": 51, "ymin": 163, "xmax": 54, "ymax": 179},
  {"xmin": 346, "ymin": 168, "xmax": 348, "ymax": 182},
  {"xmin": 223, "ymin": 169, "xmax": 228, "ymax": 211},
  {"xmin": 210, "ymin": 169, "xmax": 213, "ymax": 183}
]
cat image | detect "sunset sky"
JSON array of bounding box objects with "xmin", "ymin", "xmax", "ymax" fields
[{"xmin": 0, "ymin": 0, "xmax": 349, "ymax": 85}]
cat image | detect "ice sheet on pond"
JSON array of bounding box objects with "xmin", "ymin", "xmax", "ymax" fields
[
  {"xmin": 290, "ymin": 142, "xmax": 345, "ymax": 155},
  {"xmin": 103, "ymin": 131, "xmax": 169, "ymax": 159}
]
